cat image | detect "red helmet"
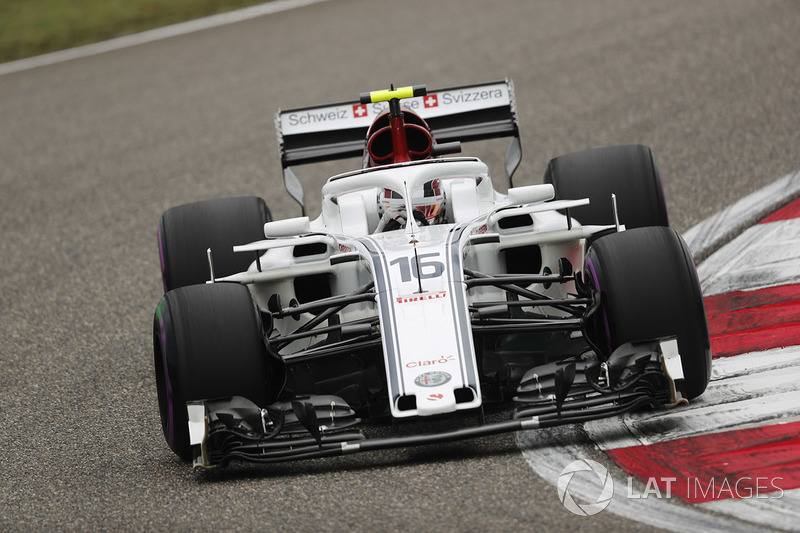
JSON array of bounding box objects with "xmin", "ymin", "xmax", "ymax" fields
[{"xmin": 364, "ymin": 109, "xmax": 433, "ymax": 167}]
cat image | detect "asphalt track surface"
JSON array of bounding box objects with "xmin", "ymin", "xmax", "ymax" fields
[{"xmin": 1, "ymin": 1, "xmax": 798, "ymax": 531}]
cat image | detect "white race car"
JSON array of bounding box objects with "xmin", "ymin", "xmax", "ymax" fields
[{"xmin": 153, "ymin": 81, "xmax": 711, "ymax": 469}]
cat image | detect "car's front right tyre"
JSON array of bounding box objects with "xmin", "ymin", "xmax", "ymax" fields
[
  {"xmin": 157, "ymin": 196, "xmax": 271, "ymax": 292},
  {"xmin": 153, "ymin": 282, "xmax": 277, "ymax": 461}
]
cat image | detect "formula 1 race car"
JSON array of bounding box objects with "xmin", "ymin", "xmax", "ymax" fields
[{"xmin": 153, "ymin": 80, "xmax": 712, "ymax": 469}]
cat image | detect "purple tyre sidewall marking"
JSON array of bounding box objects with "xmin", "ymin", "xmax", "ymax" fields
[
  {"xmin": 585, "ymin": 255, "xmax": 613, "ymax": 355},
  {"xmin": 156, "ymin": 302, "xmax": 175, "ymax": 448}
]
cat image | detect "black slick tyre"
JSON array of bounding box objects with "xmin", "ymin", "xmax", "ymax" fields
[
  {"xmin": 545, "ymin": 144, "xmax": 668, "ymax": 229},
  {"xmin": 585, "ymin": 227, "xmax": 711, "ymax": 399},
  {"xmin": 153, "ymin": 282, "xmax": 276, "ymax": 461},
  {"xmin": 157, "ymin": 196, "xmax": 271, "ymax": 292}
]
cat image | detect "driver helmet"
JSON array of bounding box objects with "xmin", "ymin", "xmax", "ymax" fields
[
  {"xmin": 378, "ymin": 179, "xmax": 445, "ymax": 230},
  {"xmin": 363, "ymin": 109, "xmax": 434, "ymax": 168}
]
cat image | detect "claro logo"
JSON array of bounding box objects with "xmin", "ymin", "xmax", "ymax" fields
[{"xmin": 405, "ymin": 355, "xmax": 455, "ymax": 368}]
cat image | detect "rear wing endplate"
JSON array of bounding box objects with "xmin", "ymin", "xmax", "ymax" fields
[{"xmin": 276, "ymin": 80, "xmax": 522, "ymax": 212}]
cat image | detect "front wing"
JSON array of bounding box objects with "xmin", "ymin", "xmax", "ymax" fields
[{"xmin": 187, "ymin": 338, "xmax": 688, "ymax": 469}]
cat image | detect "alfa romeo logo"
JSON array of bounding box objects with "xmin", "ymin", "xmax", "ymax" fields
[
  {"xmin": 414, "ymin": 371, "xmax": 451, "ymax": 387},
  {"xmin": 557, "ymin": 459, "xmax": 614, "ymax": 516}
]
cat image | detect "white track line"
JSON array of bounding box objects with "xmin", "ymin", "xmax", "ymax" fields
[
  {"xmin": 0, "ymin": 0, "xmax": 328, "ymax": 76},
  {"xmin": 703, "ymin": 493, "xmax": 800, "ymax": 532},
  {"xmin": 584, "ymin": 346, "xmax": 800, "ymax": 450},
  {"xmin": 682, "ymin": 169, "xmax": 800, "ymax": 262},
  {"xmin": 697, "ymin": 217, "xmax": 800, "ymax": 296}
]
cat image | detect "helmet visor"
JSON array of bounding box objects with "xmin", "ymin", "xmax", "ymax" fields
[{"xmin": 415, "ymin": 203, "xmax": 442, "ymax": 220}]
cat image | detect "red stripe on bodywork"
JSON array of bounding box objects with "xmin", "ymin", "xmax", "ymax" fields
[
  {"xmin": 759, "ymin": 197, "xmax": 800, "ymax": 224},
  {"xmin": 703, "ymin": 284, "xmax": 800, "ymax": 357},
  {"xmin": 606, "ymin": 421, "xmax": 800, "ymax": 503}
]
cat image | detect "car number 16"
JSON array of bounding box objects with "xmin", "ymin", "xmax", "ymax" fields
[{"xmin": 389, "ymin": 252, "xmax": 445, "ymax": 282}]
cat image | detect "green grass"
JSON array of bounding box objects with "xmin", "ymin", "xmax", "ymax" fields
[{"xmin": 0, "ymin": 0, "xmax": 274, "ymax": 63}]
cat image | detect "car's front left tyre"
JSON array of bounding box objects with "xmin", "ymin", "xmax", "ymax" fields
[
  {"xmin": 584, "ymin": 226, "xmax": 711, "ymax": 399},
  {"xmin": 545, "ymin": 144, "xmax": 669, "ymax": 230}
]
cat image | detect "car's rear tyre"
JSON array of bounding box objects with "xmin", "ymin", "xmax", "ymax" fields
[
  {"xmin": 153, "ymin": 282, "xmax": 278, "ymax": 461},
  {"xmin": 584, "ymin": 227, "xmax": 711, "ymax": 399},
  {"xmin": 157, "ymin": 196, "xmax": 271, "ymax": 292},
  {"xmin": 544, "ymin": 144, "xmax": 669, "ymax": 230}
]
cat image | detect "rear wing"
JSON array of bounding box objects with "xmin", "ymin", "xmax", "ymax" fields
[{"xmin": 276, "ymin": 80, "xmax": 522, "ymax": 212}]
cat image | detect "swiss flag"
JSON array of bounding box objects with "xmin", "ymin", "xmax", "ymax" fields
[
  {"xmin": 352, "ymin": 104, "xmax": 368, "ymax": 118},
  {"xmin": 424, "ymin": 94, "xmax": 439, "ymax": 108}
]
